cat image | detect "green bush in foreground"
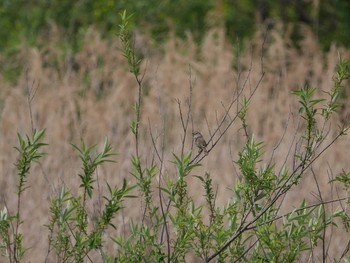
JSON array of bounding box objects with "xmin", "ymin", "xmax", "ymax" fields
[{"xmin": 0, "ymin": 11, "xmax": 350, "ymax": 263}]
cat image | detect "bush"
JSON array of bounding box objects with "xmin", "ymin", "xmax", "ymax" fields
[{"xmin": 0, "ymin": 10, "xmax": 349, "ymax": 263}]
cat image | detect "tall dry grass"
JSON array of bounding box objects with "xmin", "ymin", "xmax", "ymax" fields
[{"xmin": 0, "ymin": 24, "xmax": 349, "ymax": 261}]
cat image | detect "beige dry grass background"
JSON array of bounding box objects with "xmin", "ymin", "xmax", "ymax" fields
[{"xmin": 0, "ymin": 24, "xmax": 349, "ymax": 262}]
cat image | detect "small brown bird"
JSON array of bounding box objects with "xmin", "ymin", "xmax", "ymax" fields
[{"xmin": 192, "ymin": 131, "xmax": 208, "ymax": 155}]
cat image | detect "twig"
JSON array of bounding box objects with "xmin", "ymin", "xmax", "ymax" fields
[
  {"xmin": 25, "ymin": 70, "xmax": 39, "ymax": 134},
  {"xmin": 206, "ymin": 128, "xmax": 347, "ymax": 262},
  {"xmin": 246, "ymin": 197, "xmax": 348, "ymax": 231},
  {"xmin": 310, "ymin": 167, "xmax": 326, "ymax": 263}
]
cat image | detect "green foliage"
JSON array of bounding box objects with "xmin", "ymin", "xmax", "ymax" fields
[
  {"xmin": 2, "ymin": 0, "xmax": 350, "ymax": 85},
  {"xmin": 331, "ymin": 170, "xmax": 350, "ymax": 190},
  {"xmin": 72, "ymin": 138, "xmax": 116, "ymax": 199},
  {"xmin": 0, "ymin": 208, "xmax": 10, "ymax": 256},
  {"xmin": 223, "ymin": 0, "xmax": 350, "ymax": 50},
  {"xmin": 0, "ymin": 0, "xmax": 212, "ymax": 54},
  {"xmin": 292, "ymin": 86, "xmax": 324, "ymax": 160},
  {"xmin": 223, "ymin": 0, "xmax": 257, "ymax": 43},
  {"xmin": 147, "ymin": 0, "xmax": 213, "ymax": 43},
  {"xmin": 173, "ymin": 152, "xmax": 200, "ymax": 178},
  {"xmin": 46, "ymin": 139, "xmax": 134, "ymax": 262},
  {"xmin": 118, "ymin": 10, "xmax": 141, "ymax": 76},
  {"xmin": 323, "ymin": 54, "xmax": 350, "ymax": 119},
  {"xmin": 15, "ymin": 129, "xmax": 47, "ymax": 195},
  {"xmin": 318, "ymin": 0, "xmax": 350, "ymax": 50},
  {"xmin": 1, "ymin": 0, "xmax": 350, "ymax": 56},
  {"xmin": 0, "ymin": 129, "xmax": 46, "ymax": 261}
]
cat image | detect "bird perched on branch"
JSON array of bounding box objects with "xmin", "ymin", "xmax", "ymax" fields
[{"xmin": 192, "ymin": 131, "xmax": 208, "ymax": 155}]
